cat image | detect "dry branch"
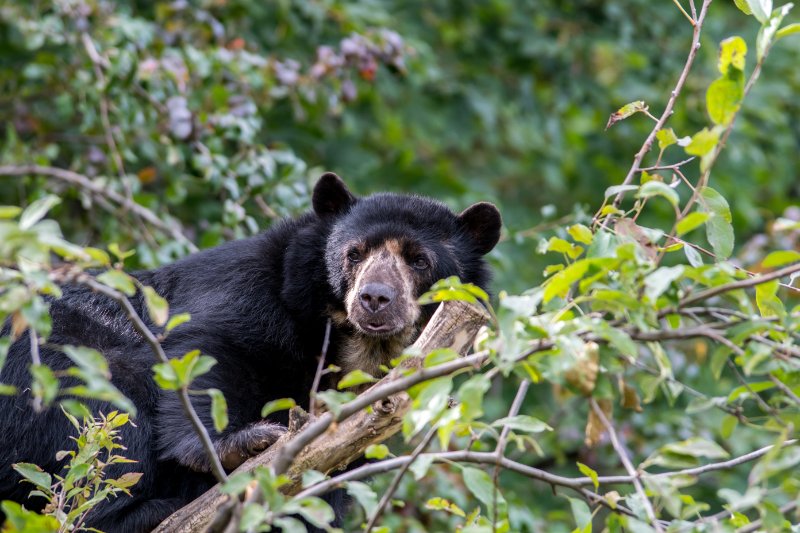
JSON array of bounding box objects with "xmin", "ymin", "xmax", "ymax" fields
[{"xmin": 154, "ymin": 299, "xmax": 489, "ymax": 532}]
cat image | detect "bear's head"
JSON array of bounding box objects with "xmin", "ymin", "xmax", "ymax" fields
[{"xmin": 313, "ymin": 173, "xmax": 501, "ymax": 374}]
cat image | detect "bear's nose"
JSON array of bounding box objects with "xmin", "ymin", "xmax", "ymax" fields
[{"xmin": 359, "ymin": 282, "xmax": 396, "ymax": 313}]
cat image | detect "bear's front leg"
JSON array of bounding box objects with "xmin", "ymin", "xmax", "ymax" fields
[{"xmin": 216, "ymin": 420, "xmax": 287, "ymax": 470}]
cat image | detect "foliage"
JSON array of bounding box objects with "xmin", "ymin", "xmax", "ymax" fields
[
  {"xmin": 1, "ymin": 410, "xmax": 140, "ymax": 533},
  {"xmin": 1, "ymin": 1, "xmax": 800, "ymax": 533}
]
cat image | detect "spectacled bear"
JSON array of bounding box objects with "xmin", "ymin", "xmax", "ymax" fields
[{"xmin": 0, "ymin": 173, "xmax": 501, "ymax": 532}]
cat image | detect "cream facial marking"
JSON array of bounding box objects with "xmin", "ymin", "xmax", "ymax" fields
[{"xmin": 343, "ymin": 239, "xmax": 422, "ymax": 341}]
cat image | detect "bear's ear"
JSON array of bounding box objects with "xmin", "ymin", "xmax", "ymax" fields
[
  {"xmin": 312, "ymin": 172, "xmax": 356, "ymax": 217},
  {"xmin": 457, "ymin": 202, "xmax": 502, "ymax": 255}
]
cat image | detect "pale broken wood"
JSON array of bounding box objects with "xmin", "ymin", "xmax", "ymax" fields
[{"xmin": 154, "ymin": 300, "xmax": 489, "ymax": 533}]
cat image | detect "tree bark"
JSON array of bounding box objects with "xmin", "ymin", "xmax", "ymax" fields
[{"xmin": 153, "ymin": 299, "xmax": 489, "ymax": 532}]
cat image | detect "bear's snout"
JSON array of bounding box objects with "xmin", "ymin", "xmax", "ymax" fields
[{"xmin": 359, "ymin": 282, "xmax": 396, "ymax": 313}]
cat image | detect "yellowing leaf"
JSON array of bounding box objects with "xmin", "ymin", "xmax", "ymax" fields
[
  {"xmin": 718, "ymin": 36, "xmax": 747, "ymax": 74},
  {"xmin": 577, "ymin": 462, "xmax": 599, "ymax": 490},
  {"xmin": 605, "ymin": 100, "xmax": 648, "ymax": 129},
  {"xmin": 568, "ymin": 224, "xmax": 594, "ymax": 245}
]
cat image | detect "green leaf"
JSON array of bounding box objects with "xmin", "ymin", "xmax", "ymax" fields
[
  {"xmin": 603, "ymin": 184, "xmax": 639, "ymax": 198},
  {"xmin": 316, "ymin": 390, "xmax": 356, "ymax": 418},
  {"xmin": 220, "ymin": 471, "xmax": 254, "ymax": 496},
  {"xmin": 636, "ymin": 181, "xmax": 679, "ymax": 207},
  {"xmin": 566, "ymin": 496, "xmax": 593, "ymax": 532},
  {"xmin": 762, "ymin": 250, "xmax": 800, "ymax": 267},
  {"xmin": 261, "ymin": 398, "xmax": 296, "ymax": 418},
  {"xmin": 491, "ymin": 415, "xmax": 552, "ymax": 434},
  {"xmin": 208, "ymin": 388, "xmax": 228, "ymax": 433},
  {"xmin": 656, "ymin": 128, "xmax": 678, "ymax": 151},
  {"xmin": 706, "ymin": 77, "xmax": 742, "ymax": 126},
  {"xmin": 426, "ymin": 497, "xmax": 466, "ymax": 517},
  {"xmin": 543, "ymin": 259, "xmax": 591, "ymax": 303},
  {"xmin": 728, "ymin": 381, "xmax": 775, "ymax": 402},
  {"xmin": 676, "ymin": 212, "xmax": 710, "ymax": 235},
  {"xmin": 97, "ymin": 270, "xmax": 136, "ymax": 296},
  {"xmin": 577, "ymin": 462, "xmax": 599, "ymax": 490},
  {"xmin": 290, "ymin": 497, "xmax": 335, "ymax": 529},
  {"xmin": 346, "ymin": 481, "xmax": 378, "ymax": 517},
  {"xmin": 463, "ymin": 467, "xmax": 506, "ymax": 519},
  {"xmin": 19, "ymin": 195, "xmax": 61, "ymax": 230},
  {"xmin": 0, "ymin": 206, "xmax": 22, "ymax": 219},
  {"xmin": 30, "ymin": 364, "xmax": 58, "ymax": 406},
  {"xmin": 568, "ymin": 224, "xmax": 594, "ymax": 245},
  {"xmin": 545, "ymin": 237, "xmax": 583, "ymax": 259},
  {"xmin": 718, "ymin": 36, "xmax": 747, "ymax": 74},
  {"xmin": 410, "ymin": 454, "xmax": 435, "ymax": 481},
  {"xmin": 458, "ymin": 374, "xmax": 491, "ymax": 421},
  {"xmin": 685, "ymin": 127, "xmax": 721, "ymax": 157},
  {"xmin": 365, "ymin": 444, "xmax": 390, "ymax": 460},
  {"xmin": 337, "ymin": 369, "xmax": 378, "ymax": 389},
  {"xmin": 684, "ymin": 244, "xmax": 704, "ymax": 267},
  {"xmin": 701, "ymin": 187, "xmax": 734, "ymax": 260},
  {"xmin": 643, "ymin": 437, "xmax": 730, "ymax": 469},
  {"xmin": 643, "ymin": 265, "xmax": 684, "ymax": 302},
  {"xmin": 755, "ymin": 280, "xmax": 785, "ymax": 318},
  {"xmin": 142, "ymin": 286, "xmax": 169, "ymax": 327},
  {"xmin": 165, "ymin": 312, "xmax": 191, "ymax": 332},
  {"xmin": 733, "ymin": 0, "xmax": 753, "ymax": 15},
  {"xmin": 12, "ymin": 463, "xmax": 52, "ymax": 492},
  {"xmin": 424, "ymin": 348, "xmax": 460, "ymax": 367},
  {"xmin": 776, "ymin": 22, "xmax": 800, "ymax": 39}
]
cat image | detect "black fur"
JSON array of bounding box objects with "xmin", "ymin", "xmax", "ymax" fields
[{"xmin": 0, "ymin": 175, "xmax": 501, "ymax": 532}]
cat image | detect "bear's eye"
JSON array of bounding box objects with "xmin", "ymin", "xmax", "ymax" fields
[
  {"xmin": 412, "ymin": 256, "xmax": 430, "ymax": 270},
  {"xmin": 347, "ymin": 250, "xmax": 361, "ymax": 263}
]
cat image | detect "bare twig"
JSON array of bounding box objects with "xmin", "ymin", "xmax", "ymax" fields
[
  {"xmin": 769, "ymin": 374, "xmax": 800, "ymax": 406},
  {"xmin": 364, "ymin": 425, "xmax": 438, "ymax": 532},
  {"xmin": 309, "ymin": 319, "xmax": 332, "ymax": 416},
  {"xmin": 596, "ymin": 0, "xmax": 711, "ymax": 227},
  {"xmin": 0, "ymin": 165, "xmax": 198, "ymax": 252},
  {"xmin": 297, "ymin": 439, "xmax": 799, "ymax": 499},
  {"xmin": 590, "ymin": 398, "xmax": 663, "ymax": 532},
  {"xmin": 678, "ymin": 262, "xmax": 800, "ymax": 308},
  {"xmin": 492, "ymin": 379, "xmax": 530, "ymax": 532},
  {"xmin": 28, "ymin": 328, "xmax": 43, "ymax": 412}
]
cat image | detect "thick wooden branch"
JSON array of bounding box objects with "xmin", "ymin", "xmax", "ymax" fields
[{"xmin": 154, "ymin": 299, "xmax": 489, "ymax": 532}]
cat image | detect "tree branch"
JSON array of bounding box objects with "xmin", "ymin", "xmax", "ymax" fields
[
  {"xmin": 0, "ymin": 164, "xmax": 198, "ymax": 252},
  {"xmin": 154, "ymin": 299, "xmax": 489, "ymax": 532}
]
